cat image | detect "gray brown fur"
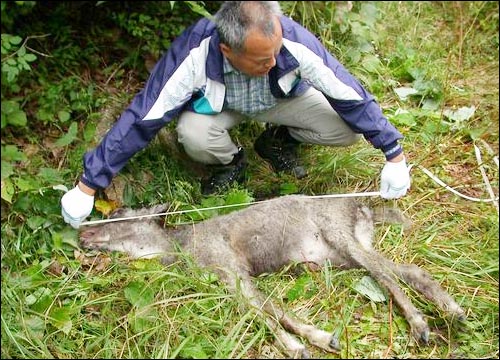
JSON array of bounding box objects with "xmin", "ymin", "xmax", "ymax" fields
[{"xmin": 79, "ymin": 195, "xmax": 466, "ymax": 358}]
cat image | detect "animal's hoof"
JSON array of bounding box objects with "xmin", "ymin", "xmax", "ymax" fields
[
  {"xmin": 329, "ymin": 335, "xmax": 342, "ymax": 351},
  {"xmin": 453, "ymin": 313, "xmax": 468, "ymax": 332},
  {"xmin": 410, "ymin": 313, "xmax": 430, "ymax": 345},
  {"xmin": 419, "ymin": 328, "xmax": 430, "ymax": 344},
  {"xmin": 287, "ymin": 346, "xmax": 310, "ymax": 359},
  {"xmin": 300, "ymin": 348, "xmax": 311, "ymax": 359}
]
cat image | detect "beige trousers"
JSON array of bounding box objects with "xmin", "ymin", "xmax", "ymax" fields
[{"xmin": 176, "ymin": 87, "xmax": 361, "ymax": 165}]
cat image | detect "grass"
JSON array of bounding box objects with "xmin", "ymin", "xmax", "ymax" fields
[{"xmin": 1, "ymin": 1, "xmax": 498, "ymax": 359}]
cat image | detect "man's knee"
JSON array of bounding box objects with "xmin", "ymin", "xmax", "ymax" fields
[
  {"xmin": 176, "ymin": 117, "xmax": 213, "ymax": 163},
  {"xmin": 340, "ymin": 133, "xmax": 362, "ymax": 147},
  {"xmin": 176, "ymin": 112, "xmax": 239, "ymax": 165},
  {"xmin": 177, "ymin": 122, "xmax": 207, "ymax": 149}
]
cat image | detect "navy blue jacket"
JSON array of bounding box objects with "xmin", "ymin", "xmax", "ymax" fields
[{"xmin": 81, "ymin": 16, "xmax": 403, "ymax": 190}]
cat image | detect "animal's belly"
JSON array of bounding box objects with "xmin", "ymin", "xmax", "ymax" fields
[{"xmin": 243, "ymin": 229, "xmax": 346, "ymax": 274}]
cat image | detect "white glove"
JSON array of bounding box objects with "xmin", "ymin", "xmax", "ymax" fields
[
  {"xmin": 61, "ymin": 185, "xmax": 94, "ymax": 229},
  {"xmin": 380, "ymin": 157, "xmax": 411, "ymax": 199}
]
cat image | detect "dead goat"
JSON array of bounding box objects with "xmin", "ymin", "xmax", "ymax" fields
[{"xmin": 79, "ymin": 195, "xmax": 466, "ymax": 358}]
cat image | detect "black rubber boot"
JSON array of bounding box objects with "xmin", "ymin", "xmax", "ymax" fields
[
  {"xmin": 201, "ymin": 147, "xmax": 247, "ymax": 195},
  {"xmin": 254, "ymin": 125, "xmax": 307, "ymax": 179}
]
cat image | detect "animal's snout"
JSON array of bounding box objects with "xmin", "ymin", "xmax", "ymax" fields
[
  {"xmin": 79, "ymin": 228, "xmax": 95, "ymax": 244},
  {"xmin": 79, "ymin": 227, "xmax": 109, "ymax": 247}
]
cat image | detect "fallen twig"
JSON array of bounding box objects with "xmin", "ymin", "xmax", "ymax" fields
[{"xmin": 474, "ymin": 143, "xmax": 499, "ymax": 215}]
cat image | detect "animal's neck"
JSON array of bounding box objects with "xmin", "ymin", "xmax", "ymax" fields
[{"xmin": 164, "ymin": 223, "xmax": 195, "ymax": 246}]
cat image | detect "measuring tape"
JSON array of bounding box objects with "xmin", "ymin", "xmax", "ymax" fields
[{"xmin": 79, "ymin": 191, "xmax": 382, "ymax": 226}]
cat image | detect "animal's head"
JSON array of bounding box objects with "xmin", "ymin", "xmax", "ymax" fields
[{"xmin": 79, "ymin": 204, "xmax": 169, "ymax": 250}]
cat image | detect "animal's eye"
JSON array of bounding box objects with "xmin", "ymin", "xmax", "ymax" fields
[{"xmin": 110, "ymin": 208, "xmax": 127, "ymax": 219}]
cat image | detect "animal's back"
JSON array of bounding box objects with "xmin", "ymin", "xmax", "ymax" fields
[{"xmin": 192, "ymin": 195, "xmax": 362, "ymax": 275}]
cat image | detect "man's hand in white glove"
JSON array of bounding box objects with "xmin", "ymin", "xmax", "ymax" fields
[
  {"xmin": 61, "ymin": 182, "xmax": 95, "ymax": 229},
  {"xmin": 380, "ymin": 155, "xmax": 411, "ymax": 199}
]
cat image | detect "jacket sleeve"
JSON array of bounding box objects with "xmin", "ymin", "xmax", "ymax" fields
[
  {"xmin": 80, "ymin": 24, "xmax": 204, "ymax": 190},
  {"xmin": 281, "ymin": 17, "xmax": 403, "ymax": 160}
]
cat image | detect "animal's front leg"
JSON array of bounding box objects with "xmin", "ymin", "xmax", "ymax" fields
[{"xmin": 388, "ymin": 262, "xmax": 466, "ymax": 321}]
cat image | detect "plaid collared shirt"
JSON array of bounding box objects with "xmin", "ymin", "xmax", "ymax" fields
[{"xmin": 223, "ymin": 57, "xmax": 277, "ymax": 116}]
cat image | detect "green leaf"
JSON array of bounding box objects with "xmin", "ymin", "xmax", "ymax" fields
[
  {"xmin": 421, "ymin": 98, "xmax": 440, "ymax": 110},
  {"xmin": 3, "ymin": 64, "xmax": 19, "ymax": 82},
  {"xmin": 25, "ymin": 315, "xmax": 46, "ymax": 339},
  {"xmin": 8, "ymin": 35, "xmax": 22, "ymax": 45},
  {"xmin": 1, "ymin": 144, "xmax": 27, "ymax": 162},
  {"xmin": 24, "ymin": 53, "xmax": 37, "ymax": 62},
  {"xmin": 31, "ymin": 291, "xmax": 55, "ymax": 313},
  {"xmin": 25, "ymin": 287, "xmax": 52, "ymax": 306},
  {"xmin": 122, "ymin": 182, "xmax": 137, "ymax": 207},
  {"xmin": 27, "ymin": 215, "xmax": 46, "ymax": 231},
  {"xmin": 52, "ymin": 230, "xmax": 79, "ymax": 250},
  {"xmin": 128, "ymin": 308, "xmax": 158, "ymax": 334},
  {"xmin": 467, "ymin": 127, "xmax": 487, "ymax": 140},
  {"xmin": 352, "ymin": 275, "xmax": 387, "ymax": 302},
  {"xmin": 389, "ymin": 109, "xmax": 417, "ymax": 127},
  {"xmin": 59, "ymin": 228, "xmax": 80, "ymax": 249},
  {"xmin": 279, "ymin": 182, "xmax": 298, "ymax": 195},
  {"xmin": 54, "ymin": 122, "xmax": 78, "ymax": 147},
  {"xmin": 1, "ymin": 40, "xmax": 11, "ymax": 51},
  {"xmin": 53, "ymin": 184, "xmax": 69, "ymax": 193},
  {"xmin": 346, "ymin": 48, "xmax": 362, "ymax": 63},
  {"xmin": 179, "ymin": 336, "xmax": 209, "ymax": 359},
  {"xmin": 15, "ymin": 176, "xmax": 39, "ymax": 191},
  {"xmin": 83, "ymin": 121, "xmax": 96, "ymax": 142},
  {"xmin": 7, "ymin": 109, "xmax": 27, "ymax": 127},
  {"xmin": 38, "ymin": 167, "xmax": 64, "ymax": 183},
  {"xmin": 52, "ymin": 232, "xmax": 63, "ymax": 250},
  {"xmin": 50, "ymin": 306, "xmax": 73, "ymax": 335},
  {"xmin": 361, "ymin": 54, "xmax": 381, "ymax": 73},
  {"xmin": 124, "ymin": 281, "xmax": 154, "ymax": 308},
  {"xmin": 57, "ymin": 110, "xmax": 71, "ymax": 122},
  {"xmin": 187, "ymin": 197, "xmax": 223, "ymax": 220},
  {"xmin": 184, "ymin": 1, "xmax": 212, "ymax": 19},
  {"xmin": 394, "ymin": 86, "xmax": 419, "ymax": 101},
  {"xmin": 222, "ymin": 189, "xmax": 254, "ymax": 213},
  {"xmin": 1, "ymin": 100, "xmax": 20, "ymax": 114},
  {"xmin": 286, "ymin": 273, "xmax": 316, "ymax": 301},
  {"xmin": 1, "ymin": 160, "xmax": 14, "ymax": 179},
  {"xmin": 359, "ymin": 2, "xmax": 379, "ymax": 25},
  {"xmin": 1, "ymin": 178, "xmax": 15, "ymax": 203}
]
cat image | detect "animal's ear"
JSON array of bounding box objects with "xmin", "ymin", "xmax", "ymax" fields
[
  {"xmin": 148, "ymin": 203, "xmax": 170, "ymax": 215},
  {"xmin": 108, "ymin": 203, "xmax": 170, "ymax": 219},
  {"xmin": 110, "ymin": 208, "xmax": 128, "ymax": 219}
]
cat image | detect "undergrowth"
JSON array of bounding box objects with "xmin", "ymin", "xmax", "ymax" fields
[{"xmin": 1, "ymin": 1, "xmax": 498, "ymax": 359}]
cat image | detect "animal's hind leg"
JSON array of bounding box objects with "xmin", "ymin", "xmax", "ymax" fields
[
  {"xmin": 218, "ymin": 270, "xmax": 308, "ymax": 358},
  {"xmin": 382, "ymin": 260, "xmax": 466, "ymax": 321},
  {"xmin": 219, "ymin": 269, "xmax": 341, "ymax": 358}
]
